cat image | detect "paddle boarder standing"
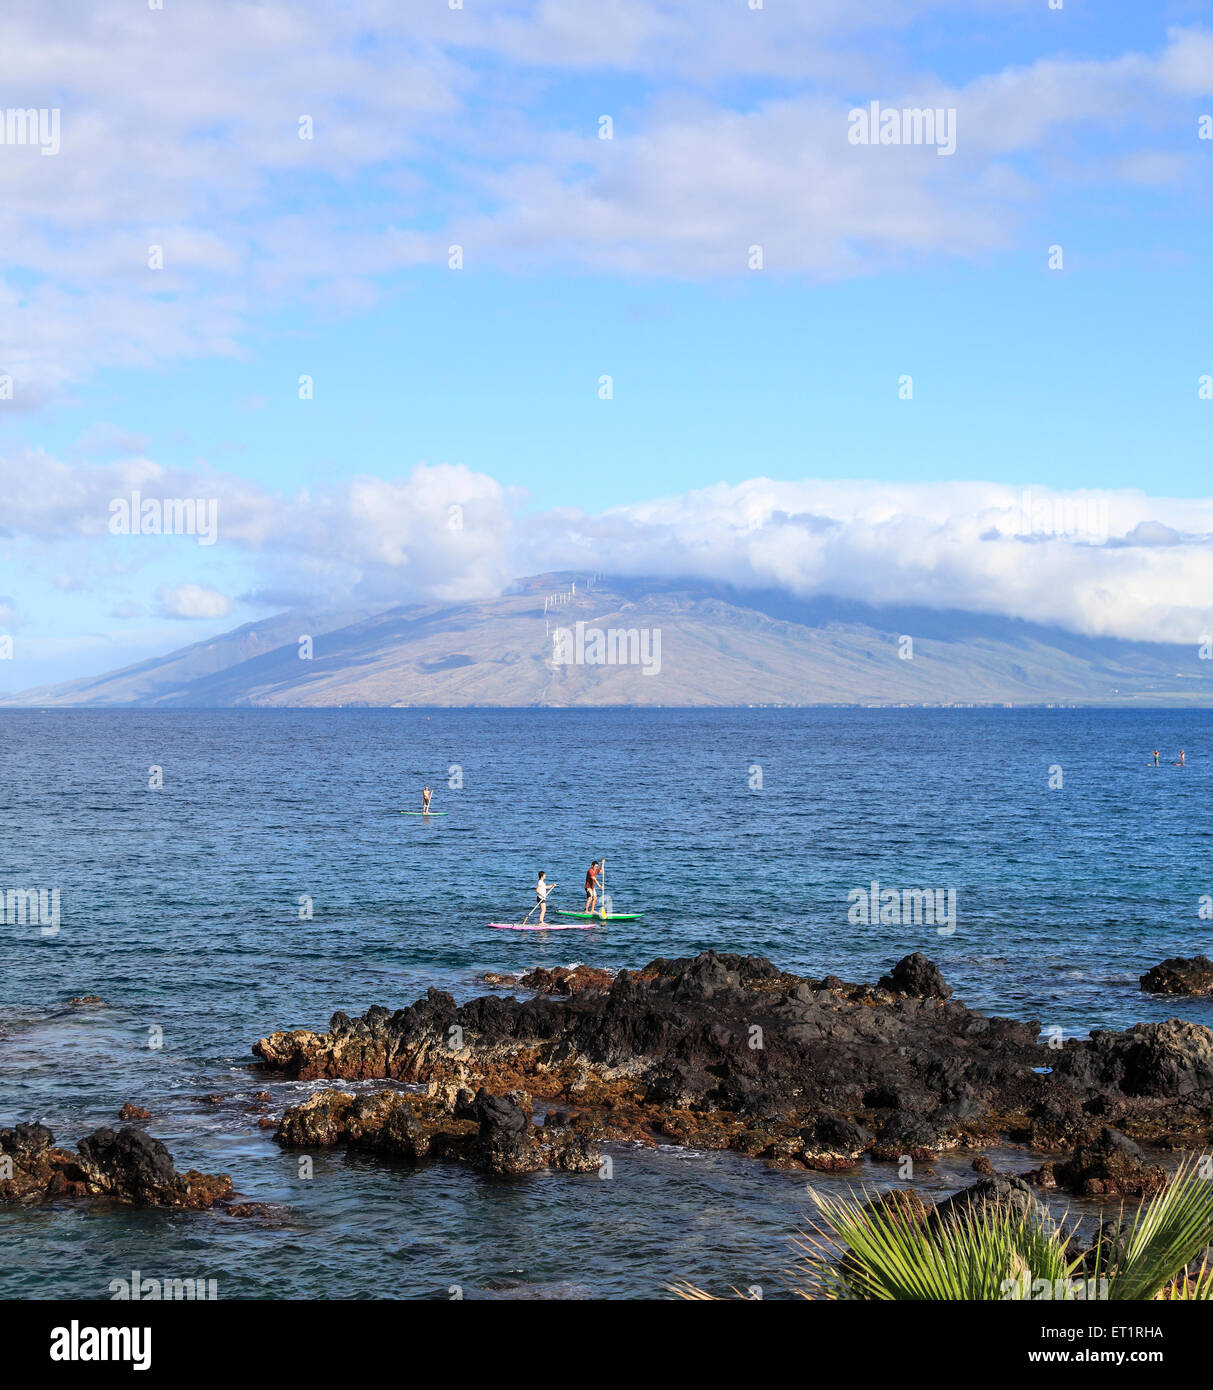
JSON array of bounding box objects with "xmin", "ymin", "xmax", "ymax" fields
[
  {"xmin": 584, "ymin": 860, "xmax": 602, "ymax": 914},
  {"xmin": 535, "ymin": 871, "xmax": 555, "ymax": 924},
  {"xmin": 422, "ymin": 785, "xmax": 433, "ymax": 813}
]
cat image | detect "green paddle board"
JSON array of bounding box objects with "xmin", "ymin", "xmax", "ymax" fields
[{"xmin": 554, "ymin": 910, "xmax": 642, "ymax": 921}]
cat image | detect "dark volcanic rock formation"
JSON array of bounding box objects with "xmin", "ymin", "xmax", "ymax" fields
[
  {"xmin": 275, "ymin": 1086, "xmax": 601, "ymax": 1176},
  {"xmin": 930, "ymin": 1173, "xmax": 1044, "ymax": 1226},
  {"xmin": 878, "ymin": 952, "xmax": 952, "ymax": 1001},
  {"xmin": 0, "ymin": 1122, "xmax": 232, "ymax": 1208},
  {"xmin": 1048, "ymin": 1019, "xmax": 1213, "ymax": 1100},
  {"xmin": 1027, "ymin": 1127, "xmax": 1168, "ymax": 1198},
  {"xmin": 483, "ymin": 965, "xmax": 614, "ymax": 996},
  {"xmin": 252, "ymin": 951, "xmax": 1213, "ymax": 1169},
  {"xmin": 787, "ymin": 1113, "xmax": 874, "ymax": 1171},
  {"xmin": 1141, "ymin": 956, "xmax": 1213, "ymax": 997}
]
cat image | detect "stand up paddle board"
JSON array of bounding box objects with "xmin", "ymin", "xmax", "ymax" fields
[
  {"xmin": 400, "ymin": 810, "xmax": 449, "ymax": 815},
  {"xmin": 489, "ymin": 921, "xmax": 602, "ymax": 931},
  {"xmin": 554, "ymin": 911, "xmax": 642, "ymax": 921}
]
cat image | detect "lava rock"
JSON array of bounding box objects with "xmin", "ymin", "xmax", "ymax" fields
[
  {"xmin": 930, "ymin": 1174, "xmax": 1044, "ymax": 1227},
  {"xmin": 1140, "ymin": 957, "xmax": 1213, "ymax": 997},
  {"xmin": 485, "ymin": 965, "xmax": 615, "ymax": 996},
  {"xmin": 1054, "ymin": 1019, "xmax": 1213, "ymax": 1099},
  {"xmin": 878, "ymin": 953, "xmax": 953, "ymax": 1000},
  {"xmin": 251, "ymin": 949, "xmax": 1213, "ymax": 1176},
  {"xmin": 275, "ymin": 1086, "xmax": 600, "ymax": 1178},
  {"xmin": 795, "ymin": 1112, "xmax": 873, "ymax": 1170},
  {"xmin": 1028, "ymin": 1127, "xmax": 1168, "ymax": 1198},
  {"xmin": 0, "ymin": 1123, "xmax": 230, "ymax": 1208},
  {"xmin": 871, "ymin": 1112, "xmax": 948, "ymax": 1160}
]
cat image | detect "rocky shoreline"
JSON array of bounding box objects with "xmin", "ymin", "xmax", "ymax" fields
[
  {"xmin": 6, "ymin": 949, "xmax": 1211, "ymax": 1210},
  {"xmin": 253, "ymin": 950, "xmax": 1213, "ymax": 1193},
  {"xmin": 0, "ymin": 1122, "xmax": 232, "ymax": 1209}
]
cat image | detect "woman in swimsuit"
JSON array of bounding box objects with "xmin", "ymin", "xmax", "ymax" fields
[{"xmin": 535, "ymin": 871, "xmax": 554, "ymax": 924}]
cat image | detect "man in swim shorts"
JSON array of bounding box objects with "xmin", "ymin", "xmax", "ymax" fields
[{"xmin": 584, "ymin": 860, "xmax": 601, "ymax": 913}]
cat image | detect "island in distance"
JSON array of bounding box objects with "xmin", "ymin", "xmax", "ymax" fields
[{"xmin": 5, "ymin": 573, "xmax": 1213, "ymax": 709}]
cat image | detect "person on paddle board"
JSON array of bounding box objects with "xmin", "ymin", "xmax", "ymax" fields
[
  {"xmin": 422, "ymin": 785, "xmax": 433, "ymax": 813},
  {"xmin": 535, "ymin": 871, "xmax": 555, "ymax": 924},
  {"xmin": 1153, "ymin": 749, "xmax": 1159, "ymax": 766},
  {"xmin": 584, "ymin": 860, "xmax": 602, "ymax": 914},
  {"xmin": 1175, "ymin": 750, "xmax": 1186, "ymax": 767}
]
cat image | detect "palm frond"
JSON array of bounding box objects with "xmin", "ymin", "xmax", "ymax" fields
[
  {"xmin": 796, "ymin": 1187, "xmax": 1077, "ymax": 1301},
  {"xmin": 673, "ymin": 1154, "xmax": 1213, "ymax": 1301},
  {"xmin": 1107, "ymin": 1156, "xmax": 1213, "ymax": 1302}
]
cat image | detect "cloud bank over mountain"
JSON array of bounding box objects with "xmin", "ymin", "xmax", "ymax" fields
[{"xmin": 6, "ymin": 451, "xmax": 1213, "ymax": 653}]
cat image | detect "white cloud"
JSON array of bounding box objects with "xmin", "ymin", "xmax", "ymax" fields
[
  {"xmin": 463, "ymin": 94, "xmax": 1010, "ymax": 278},
  {"xmin": 548, "ymin": 478, "xmax": 1213, "ymax": 641},
  {"xmin": 0, "ymin": 451, "xmax": 514, "ymax": 605},
  {"xmin": 0, "ymin": 3, "xmax": 1206, "ymax": 391},
  {"xmin": 460, "ymin": 26, "xmax": 1213, "ymax": 277},
  {"xmin": 0, "ymin": 0, "xmax": 459, "ymax": 395},
  {"xmin": 7, "ymin": 451, "xmax": 1213, "ymax": 644},
  {"xmin": 157, "ymin": 583, "xmax": 233, "ymax": 620}
]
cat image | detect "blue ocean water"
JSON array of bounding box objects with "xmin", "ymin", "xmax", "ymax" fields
[{"xmin": 1, "ymin": 707, "xmax": 1210, "ymax": 1299}]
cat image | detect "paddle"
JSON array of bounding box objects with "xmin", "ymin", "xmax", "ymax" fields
[{"xmin": 521, "ymin": 882, "xmax": 558, "ymax": 927}]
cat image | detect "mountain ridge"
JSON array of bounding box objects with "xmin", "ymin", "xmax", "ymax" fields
[{"xmin": 4, "ymin": 574, "xmax": 1211, "ymax": 708}]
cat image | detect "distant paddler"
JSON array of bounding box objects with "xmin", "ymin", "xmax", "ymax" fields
[{"xmin": 422, "ymin": 785, "xmax": 433, "ymax": 813}]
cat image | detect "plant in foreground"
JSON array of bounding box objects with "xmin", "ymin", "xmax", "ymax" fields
[{"xmin": 671, "ymin": 1156, "xmax": 1213, "ymax": 1301}]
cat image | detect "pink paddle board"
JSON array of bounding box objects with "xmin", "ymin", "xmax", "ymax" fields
[{"xmin": 488, "ymin": 921, "xmax": 600, "ymax": 931}]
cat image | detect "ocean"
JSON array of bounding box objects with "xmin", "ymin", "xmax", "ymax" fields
[{"xmin": 1, "ymin": 706, "xmax": 1210, "ymax": 1298}]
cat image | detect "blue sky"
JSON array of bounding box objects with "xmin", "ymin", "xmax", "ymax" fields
[{"xmin": 1, "ymin": 0, "xmax": 1212, "ymax": 686}]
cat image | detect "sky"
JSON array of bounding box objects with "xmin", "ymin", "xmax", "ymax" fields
[{"xmin": 1, "ymin": 0, "xmax": 1212, "ymax": 688}]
